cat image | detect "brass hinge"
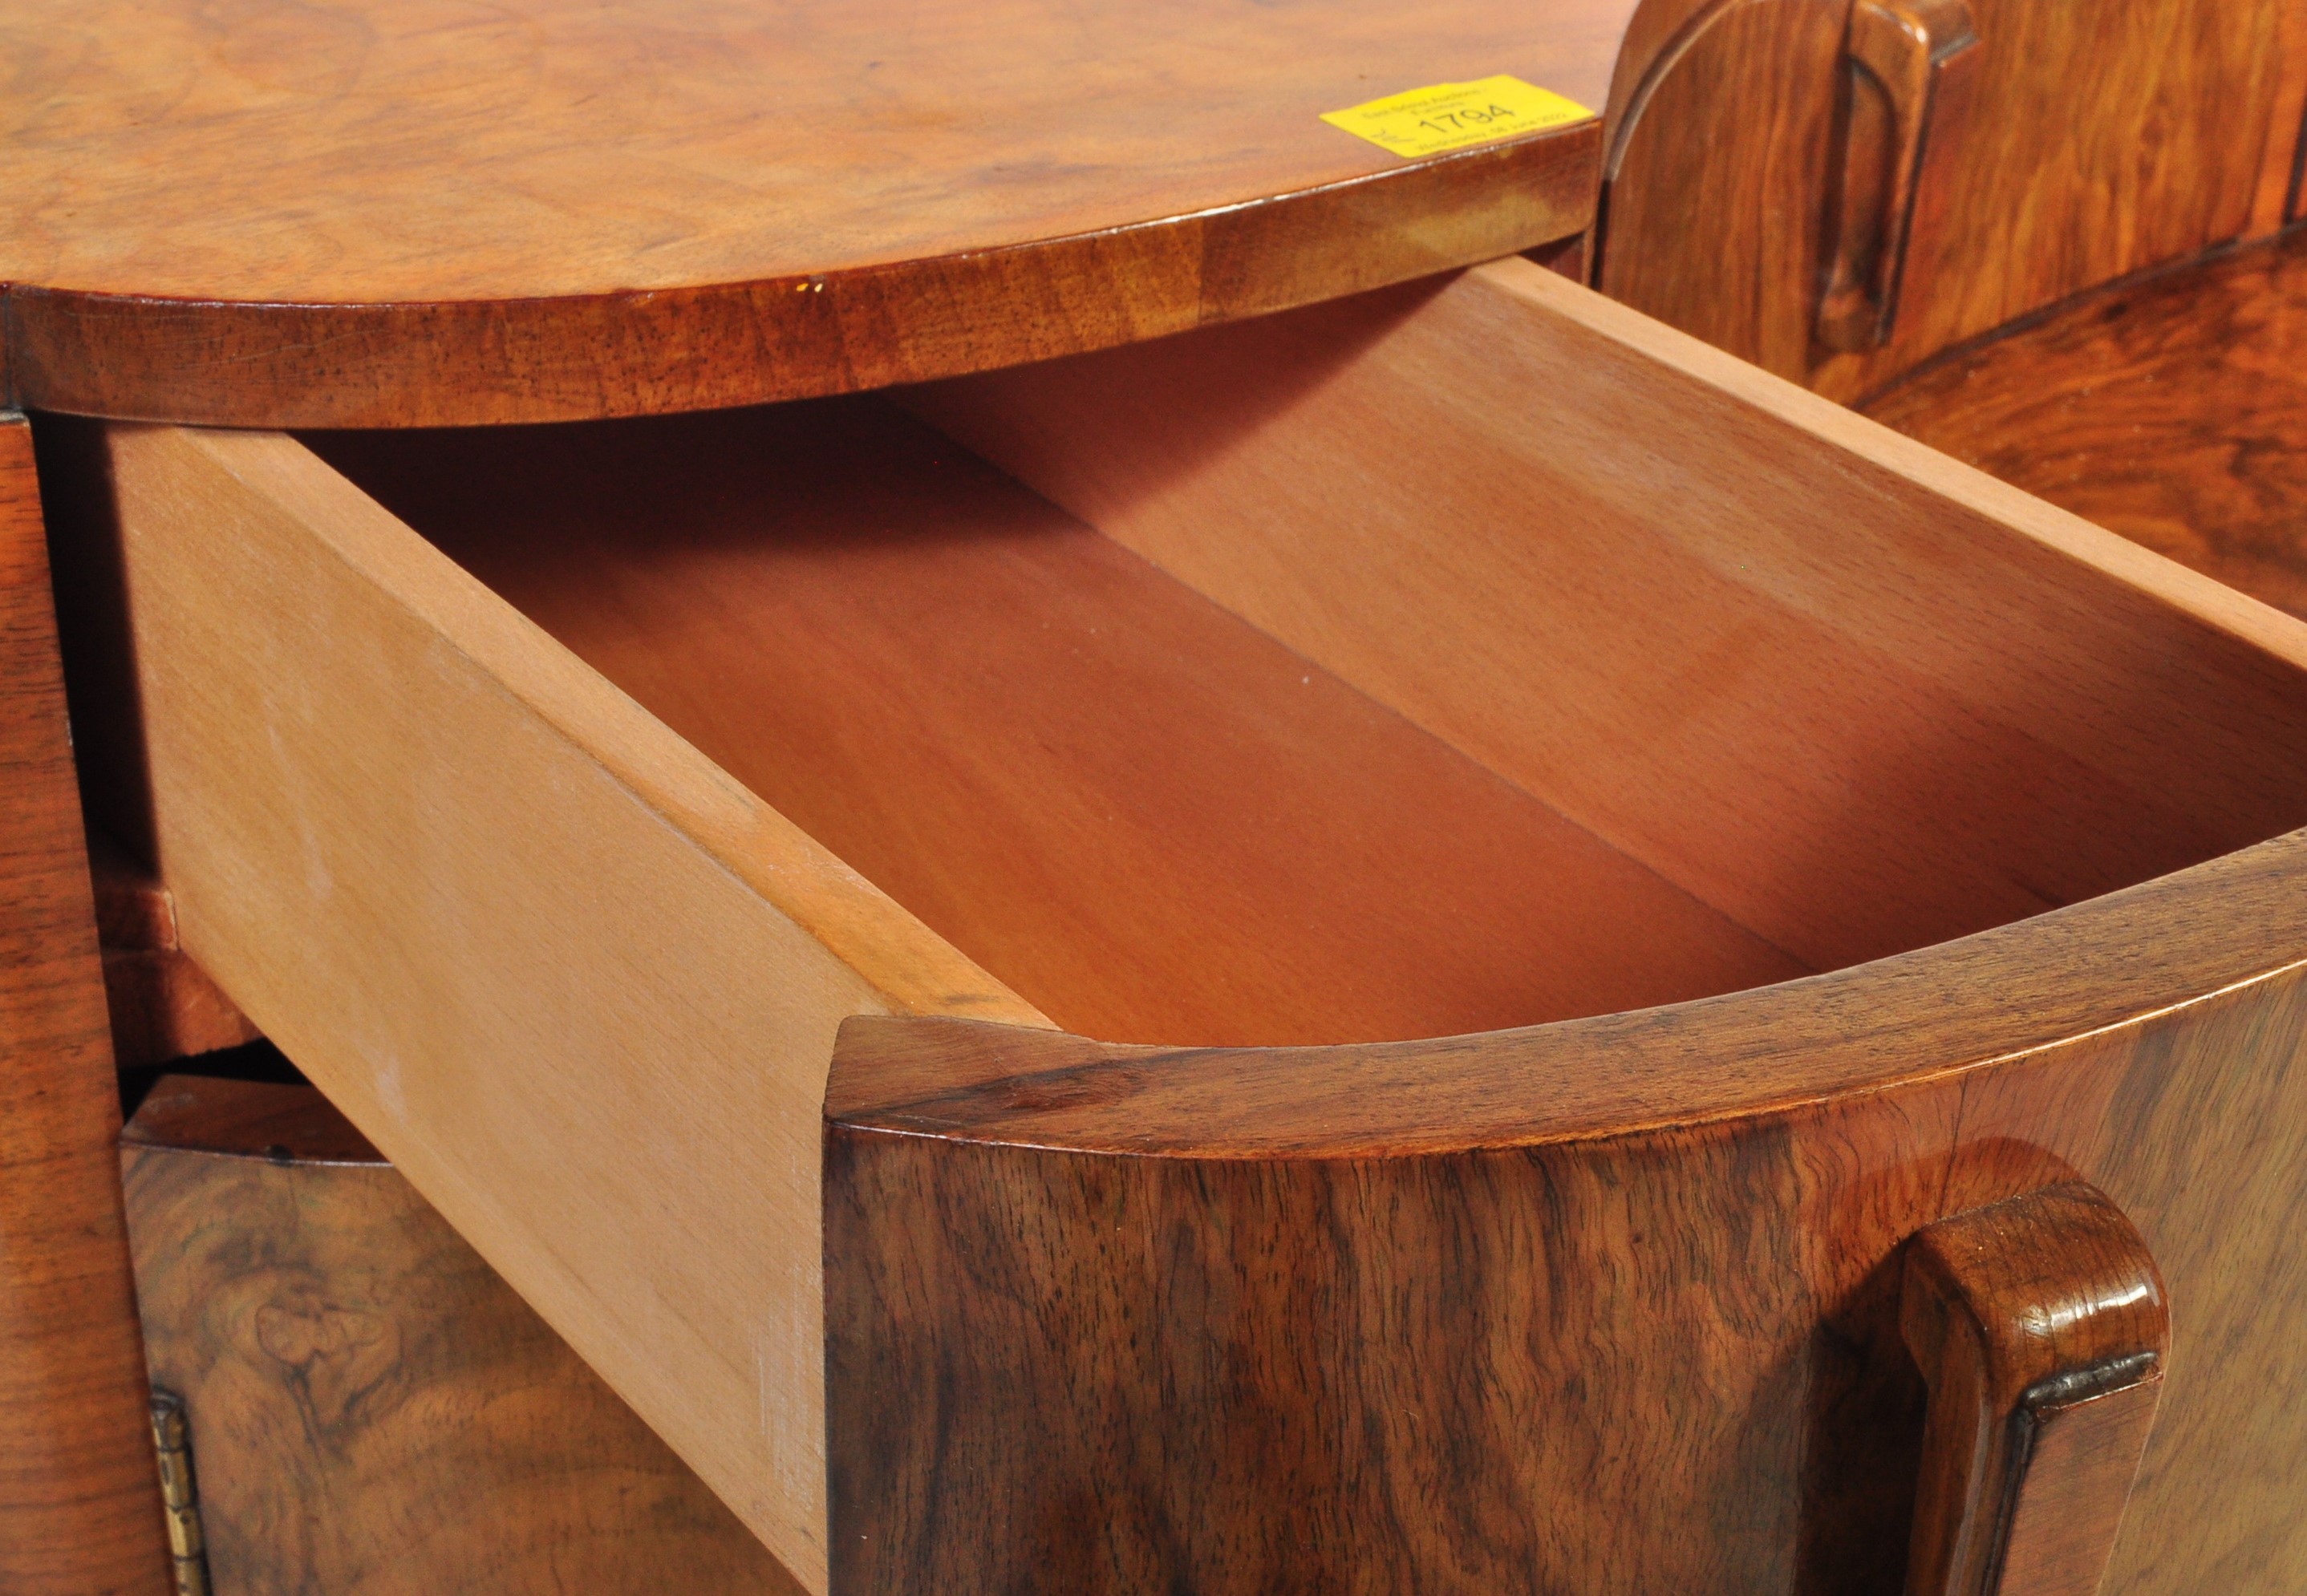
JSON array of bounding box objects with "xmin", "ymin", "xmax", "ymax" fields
[{"xmin": 148, "ymin": 1391, "xmax": 213, "ymax": 1596}]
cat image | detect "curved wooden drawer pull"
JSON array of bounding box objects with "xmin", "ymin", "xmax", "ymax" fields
[
  {"xmin": 1901, "ymin": 1183, "xmax": 2170, "ymax": 1596},
  {"xmin": 1817, "ymin": 0, "xmax": 1980, "ymax": 352}
]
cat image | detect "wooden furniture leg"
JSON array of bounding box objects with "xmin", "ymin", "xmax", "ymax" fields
[
  {"xmin": 1903, "ymin": 1182, "xmax": 2170, "ymax": 1596},
  {"xmin": 0, "ymin": 411, "xmax": 172, "ymax": 1592}
]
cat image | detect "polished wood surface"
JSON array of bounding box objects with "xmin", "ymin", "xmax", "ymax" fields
[
  {"xmin": 88, "ymin": 836, "xmax": 261, "ymax": 1069},
  {"xmin": 1810, "ymin": 0, "xmax": 1980, "ymax": 354},
  {"xmin": 1814, "ymin": 0, "xmax": 2304, "ymax": 397},
  {"xmin": 2249, "ymin": 10, "xmax": 2307, "ymax": 235},
  {"xmin": 1998, "ymin": 1379, "xmax": 2169, "ymax": 1596},
  {"xmin": 1901, "ymin": 1184, "xmax": 2167, "ymax": 1596},
  {"xmin": 1596, "ymin": 0, "xmax": 2304, "ymax": 395},
  {"xmin": 312, "ymin": 403, "xmax": 1800, "ymax": 1049},
  {"xmin": 1865, "ymin": 226, "xmax": 2307, "ymax": 621},
  {"xmin": 1593, "ymin": 0, "xmax": 1848, "ymax": 373},
  {"xmin": 68, "ymin": 265, "xmax": 2307, "ymax": 1594},
  {"xmin": 40, "ymin": 416, "xmax": 1049, "ymax": 1589},
  {"xmin": 122, "ymin": 1074, "xmax": 801, "ymax": 1595},
  {"xmin": 825, "ymin": 828, "xmax": 2307, "ymax": 1594},
  {"xmin": 0, "ymin": 414, "xmax": 170, "ymax": 1594},
  {"xmin": 918, "ymin": 257, "xmax": 2307, "ymax": 976},
  {"xmin": 0, "ymin": 0, "xmax": 1616, "ymax": 427}
]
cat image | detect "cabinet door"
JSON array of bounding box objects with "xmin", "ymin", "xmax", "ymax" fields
[
  {"xmin": 1598, "ymin": 0, "xmax": 2307, "ymax": 395},
  {"xmin": 1595, "ymin": 0, "xmax": 1851, "ymax": 381},
  {"xmin": 120, "ymin": 1073, "xmax": 801, "ymax": 1596}
]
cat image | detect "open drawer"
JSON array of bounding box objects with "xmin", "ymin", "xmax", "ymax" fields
[{"xmin": 44, "ymin": 260, "xmax": 2307, "ymax": 1594}]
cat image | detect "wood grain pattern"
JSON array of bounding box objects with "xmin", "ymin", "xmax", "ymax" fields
[
  {"xmin": 2248, "ymin": 10, "xmax": 2307, "ymax": 234},
  {"xmin": 913, "ymin": 257, "xmax": 2307, "ymax": 977},
  {"xmin": 88, "ymin": 835, "xmax": 261, "ymax": 1069},
  {"xmin": 1863, "ymin": 225, "xmax": 2307, "ymax": 622},
  {"xmin": 1900, "ymin": 1184, "xmax": 2167, "ymax": 1596},
  {"xmin": 70, "ymin": 262, "xmax": 2307, "ymax": 1593},
  {"xmin": 1997, "ymin": 1380, "xmax": 2166, "ymax": 1596},
  {"xmin": 0, "ymin": 0, "xmax": 1612, "ymax": 427},
  {"xmin": 824, "ymin": 827, "xmax": 2307, "ymax": 1594},
  {"xmin": 1810, "ymin": 0, "xmax": 1981, "ymax": 354},
  {"xmin": 1595, "ymin": 0, "xmax": 2303, "ymax": 396},
  {"xmin": 39, "ymin": 419, "xmax": 1050, "ymax": 1590},
  {"xmin": 0, "ymin": 413, "xmax": 171, "ymax": 1594},
  {"xmin": 100, "ymin": 947, "xmax": 261, "ymax": 1072},
  {"xmin": 121, "ymin": 1074, "xmax": 802, "ymax": 1596},
  {"xmin": 1595, "ymin": 0, "xmax": 1850, "ymax": 375},
  {"xmin": 1811, "ymin": 0, "xmax": 2303, "ymax": 399},
  {"xmin": 310, "ymin": 402, "xmax": 1802, "ymax": 1050}
]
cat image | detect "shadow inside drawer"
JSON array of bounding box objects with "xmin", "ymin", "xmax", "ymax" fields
[
  {"xmin": 304, "ymin": 304, "xmax": 2307, "ymax": 1050},
  {"xmin": 310, "ymin": 399, "xmax": 1802, "ymax": 1049}
]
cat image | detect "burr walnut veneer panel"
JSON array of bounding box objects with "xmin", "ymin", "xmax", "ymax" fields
[
  {"xmin": 826, "ymin": 838, "xmax": 2307, "ymax": 1594},
  {"xmin": 0, "ymin": 0, "xmax": 1618, "ymax": 427},
  {"xmin": 1866, "ymin": 225, "xmax": 2307, "ymax": 622},
  {"xmin": 1595, "ymin": 0, "xmax": 2306, "ymax": 396},
  {"xmin": 121, "ymin": 1075, "xmax": 803, "ymax": 1596}
]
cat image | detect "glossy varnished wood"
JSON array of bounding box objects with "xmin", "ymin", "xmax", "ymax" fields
[
  {"xmin": 1810, "ymin": 0, "xmax": 1981, "ymax": 354},
  {"xmin": 0, "ymin": 0, "xmax": 1615, "ymax": 427},
  {"xmin": 1596, "ymin": 0, "xmax": 2304, "ymax": 395},
  {"xmin": 121, "ymin": 1075, "xmax": 801, "ymax": 1595},
  {"xmin": 0, "ymin": 415, "xmax": 169, "ymax": 1594},
  {"xmin": 825, "ymin": 830, "xmax": 2307, "ymax": 1594},
  {"xmin": 1594, "ymin": 0, "xmax": 1851, "ymax": 374},
  {"xmin": 1811, "ymin": 0, "xmax": 2305, "ymax": 397},
  {"xmin": 1864, "ymin": 227, "xmax": 2307, "ymax": 621},
  {"xmin": 1901, "ymin": 1184, "xmax": 2167, "ymax": 1596}
]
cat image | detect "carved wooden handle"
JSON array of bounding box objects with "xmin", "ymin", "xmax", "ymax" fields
[
  {"xmin": 1901, "ymin": 1183, "xmax": 2169, "ymax": 1596},
  {"xmin": 1816, "ymin": 0, "xmax": 1979, "ymax": 351}
]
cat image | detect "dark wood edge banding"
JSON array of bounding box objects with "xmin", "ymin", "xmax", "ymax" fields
[
  {"xmin": 1852, "ymin": 225, "xmax": 2307, "ymax": 417},
  {"xmin": 822, "ymin": 858, "xmax": 2236, "ymax": 1594},
  {"xmin": 826, "ymin": 824, "xmax": 2307, "ymax": 1155},
  {"xmin": 1, "ymin": 123, "xmax": 1597, "ymax": 430}
]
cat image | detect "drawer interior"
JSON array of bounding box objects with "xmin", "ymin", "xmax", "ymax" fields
[
  {"xmin": 303, "ymin": 262, "xmax": 2307, "ymax": 1052},
  {"xmin": 309, "ymin": 400, "xmax": 1795, "ymax": 1050},
  {"xmin": 59, "ymin": 257, "xmax": 2307, "ymax": 1581}
]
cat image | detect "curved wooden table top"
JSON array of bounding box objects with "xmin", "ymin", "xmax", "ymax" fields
[{"xmin": 0, "ymin": 0, "xmax": 1628, "ymax": 426}]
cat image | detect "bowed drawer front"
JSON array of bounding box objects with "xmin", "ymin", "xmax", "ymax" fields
[{"xmin": 49, "ymin": 258, "xmax": 2307, "ymax": 1593}]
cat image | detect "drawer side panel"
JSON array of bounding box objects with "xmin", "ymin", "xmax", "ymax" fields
[{"xmin": 80, "ymin": 423, "xmax": 1028, "ymax": 1591}]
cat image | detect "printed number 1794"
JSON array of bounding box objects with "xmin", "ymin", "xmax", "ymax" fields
[{"xmin": 1417, "ymin": 103, "xmax": 1518, "ymax": 135}]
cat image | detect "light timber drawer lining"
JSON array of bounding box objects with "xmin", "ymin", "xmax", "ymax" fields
[{"xmin": 310, "ymin": 396, "xmax": 1804, "ymax": 1051}]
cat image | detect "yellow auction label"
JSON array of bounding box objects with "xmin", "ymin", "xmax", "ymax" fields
[{"xmin": 1321, "ymin": 75, "xmax": 1593, "ymax": 158}]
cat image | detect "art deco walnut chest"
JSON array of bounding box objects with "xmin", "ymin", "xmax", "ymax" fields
[{"xmin": 2, "ymin": 2, "xmax": 2303, "ymax": 1593}]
